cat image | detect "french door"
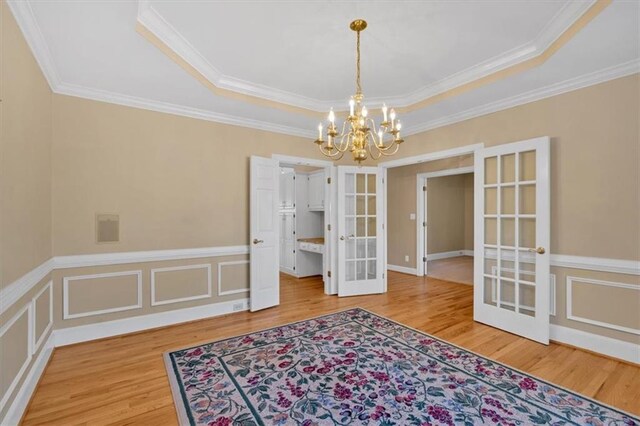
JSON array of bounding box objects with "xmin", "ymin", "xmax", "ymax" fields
[
  {"xmin": 249, "ymin": 156, "xmax": 280, "ymax": 311},
  {"xmin": 337, "ymin": 166, "xmax": 385, "ymax": 296},
  {"xmin": 474, "ymin": 137, "xmax": 550, "ymax": 344}
]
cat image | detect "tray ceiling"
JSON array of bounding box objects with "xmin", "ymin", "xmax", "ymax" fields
[{"xmin": 8, "ymin": 0, "xmax": 640, "ymax": 138}]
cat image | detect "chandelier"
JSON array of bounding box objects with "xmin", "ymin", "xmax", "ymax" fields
[{"xmin": 314, "ymin": 19, "xmax": 404, "ymax": 164}]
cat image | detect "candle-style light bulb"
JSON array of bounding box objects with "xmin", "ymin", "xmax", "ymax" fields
[
  {"xmin": 362, "ymin": 105, "xmax": 368, "ymax": 117},
  {"xmin": 318, "ymin": 123, "xmax": 323, "ymax": 140},
  {"xmin": 378, "ymin": 129, "xmax": 383, "ymax": 146},
  {"xmin": 328, "ymin": 108, "xmax": 335, "ymax": 124},
  {"xmin": 349, "ymin": 99, "xmax": 355, "ymax": 116},
  {"xmin": 396, "ymin": 120, "xmax": 402, "ymax": 131},
  {"xmin": 382, "ymin": 104, "xmax": 388, "ymax": 122},
  {"xmin": 390, "ymin": 109, "xmax": 396, "ymax": 121}
]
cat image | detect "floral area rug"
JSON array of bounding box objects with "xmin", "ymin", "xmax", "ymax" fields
[{"xmin": 164, "ymin": 308, "xmax": 638, "ymax": 425}]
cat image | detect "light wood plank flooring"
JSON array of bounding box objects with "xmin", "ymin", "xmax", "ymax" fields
[
  {"xmin": 21, "ymin": 272, "xmax": 640, "ymax": 424},
  {"xmin": 427, "ymin": 255, "xmax": 474, "ymax": 285}
]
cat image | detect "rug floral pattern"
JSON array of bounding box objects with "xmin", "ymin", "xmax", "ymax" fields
[{"xmin": 165, "ymin": 308, "xmax": 638, "ymax": 426}]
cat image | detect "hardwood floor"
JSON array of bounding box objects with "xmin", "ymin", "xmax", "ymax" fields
[
  {"xmin": 427, "ymin": 255, "xmax": 474, "ymax": 285},
  {"xmin": 22, "ymin": 272, "xmax": 640, "ymax": 424}
]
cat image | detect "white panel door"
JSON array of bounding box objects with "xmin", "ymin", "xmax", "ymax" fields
[
  {"xmin": 250, "ymin": 156, "xmax": 280, "ymax": 311},
  {"xmin": 338, "ymin": 166, "xmax": 385, "ymax": 297},
  {"xmin": 474, "ymin": 137, "xmax": 550, "ymax": 344}
]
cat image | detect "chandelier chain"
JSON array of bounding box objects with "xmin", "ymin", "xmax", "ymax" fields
[{"xmin": 356, "ymin": 30, "xmax": 362, "ymax": 95}]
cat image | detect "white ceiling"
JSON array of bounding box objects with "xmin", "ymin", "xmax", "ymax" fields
[{"xmin": 9, "ymin": 0, "xmax": 640, "ymax": 138}]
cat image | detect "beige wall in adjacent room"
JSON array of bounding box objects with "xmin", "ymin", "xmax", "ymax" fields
[
  {"xmin": 0, "ymin": 0, "xmax": 52, "ymax": 289},
  {"xmin": 389, "ymin": 74, "xmax": 640, "ymax": 261},
  {"xmin": 387, "ymin": 155, "xmax": 473, "ymax": 266},
  {"xmin": 426, "ymin": 173, "xmax": 473, "ymax": 255},
  {"xmin": 51, "ymin": 95, "xmax": 321, "ymax": 256}
]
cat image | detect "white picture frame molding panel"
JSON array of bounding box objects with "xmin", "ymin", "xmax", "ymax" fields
[
  {"xmin": 150, "ymin": 264, "xmax": 212, "ymax": 306},
  {"xmin": 31, "ymin": 280, "xmax": 53, "ymax": 355},
  {"xmin": 566, "ymin": 276, "xmax": 640, "ymax": 335},
  {"xmin": 63, "ymin": 270, "xmax": 143, "ymax": 320},
  {"xmin": 0, "ymin": 303, "xmax": 33, "ymax": 411},
  {"xmin": 218, "ymin": 260, "xmax": 250, "ymax": 296}
]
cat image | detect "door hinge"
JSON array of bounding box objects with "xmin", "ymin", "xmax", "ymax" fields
[
  {"xmin": 293, "ymin": 249, "xmax": 296, "ymax": 253},
  {"xmin": 327, "ymin": 224, "xmax": 331, "ymax": 231},
  {"xmin": 383, "ymin": 272, "xmax": 385, "ymax": 279},
  {"xmin": 423, "ymin": 256, "xmax": 427, "ymax": 262},
  {"xmin": 328, "ymin": 271, "xmax": 332, "ymax": 278},
  {"xmin": 293, "ymin": 231, "xmax": 296, "ymax": 235},
  {"xmin": 293, "ymin": 176, "xmax": 296, "ymax": 180},
  {"xmin": 293, "ymin": 213, "xmax": 296, "ymax": 218},
  {"xmin": 293, "ymin": 266, "xmax": 296, "ymax": 270},
  {"xmin": 423, "ymin": 222, "xmax": 427, "ymax": 227},
  {"xmin": 327, "ymin": 177, "xmax": 332, "ymax": 184},
  {"xmin": 423, "ymin": 186, "xmax": 427, "ymax": 191}
]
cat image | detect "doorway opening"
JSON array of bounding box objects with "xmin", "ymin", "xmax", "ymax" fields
[{"xmin": 418, "ymin": 166, "xmax": 474, "ymax": 285}]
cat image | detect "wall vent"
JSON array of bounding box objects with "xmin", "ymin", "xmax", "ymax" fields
[{"xmin": 96, "ymin": 213, "xmax": 119, "ymax": 243}]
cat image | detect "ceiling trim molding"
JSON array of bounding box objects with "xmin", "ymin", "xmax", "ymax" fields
[
  {"xmin": 136, "ymin": 0, "xmax": 601, "ymax": 113},
  {"xmin": 403, "ymin": 59, "xmax": 640, "ymax": 137},
  {"xmin": 136, "ymin": 0, "xmax": 322, "ymax": 116},
  {"xmin": 56, "ymin": 82, "xmax": 316, "ymax": 138},
  {"xmin": 6, "ymin": 0, "xmax": 61, "ymax": 88}
]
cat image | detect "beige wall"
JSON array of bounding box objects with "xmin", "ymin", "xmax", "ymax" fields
[
  {"xmin": 0, "ymin": 3, "xmax": 55, "ymax": 419},
  {"xmin": 0, "ymin": 0, "xmax": 52, "ymax": 289},
  {"xmin": 426, "ymin": 173, "xmax": 473, "ymax": 255},
  {"xmin": 387, "ymin": 155, "xmax": 473, "ymax": 266},
  {"xmin": 51, "ymin": 94, "xmax": 321, "ymax": 256},
  {"xmin": 391, "ymin": 74, "xmax": 640, "ymax": 261}
]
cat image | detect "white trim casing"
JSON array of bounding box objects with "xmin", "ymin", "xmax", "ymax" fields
[
  {"xmin": 379, "ymin": 144, "xmax": 484, "ymax": 169},
  {"xmin": 0, "ymin": 304, "xmax": 33, "ymax": 412},
  {"xmin": 217, "ymin": 260, "xmax": 250, "ymax": 296},
  {"xmin": 566, "ymin": 276, "xmax": 640, "ymax": 336},
  {"xmin": 63, "ymin": 270, "xmax": 143, "ymax": 320},
  {"xmin": 54, "ymin": 298, "xmax": 249, "ymax": 347},
  {"xmin": 31, "ymin": 281, "xmax": 53, "ymax": 354},
  {"xmin": 387, "ymin": 265, "xmax": 418, "ymax": 276},
  {"xmin": 151, "ymin": 264, "xmax": 212, "ymax": 306},
  {"xmin": 550, "ymin": 324, "xmax": 640, "ymax": 365}
]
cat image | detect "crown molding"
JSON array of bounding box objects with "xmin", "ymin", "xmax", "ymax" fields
[
  {"xmin": 56, "ymin": 82, "xmax": 316, "ymax": 138},
  {"xmin": 403, "ymin": 59, "xmax": 640, "ymax": 137},
  {"xmin": 6, "ymin": 0, "xmax": 60, "ymax": 88},
  {"xmin": 136, "ymin": 0, "xmax": 596, "ymax": 111}
]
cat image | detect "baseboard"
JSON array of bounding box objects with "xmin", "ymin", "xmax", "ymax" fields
[
  {"xmin": 462, "ymin": 250, "xmax": 474, "ymax": 257},
  {"xmin": 387, "ymin": 265, "xmax": 417, "ymax": 275},
  {"xmin": 550, "ymin": 324, "xmax": 640, "ymax": 365},
  {"xmin": 54, "ymin": 298, "xmax": 249, "ymax": 347},
  {"xmin": 1, "ymin": 333, "xmax": 55, "ymax": 426},
  {"xmin": 426, "ymin": 250, "xmax": 469, "ymax": 261}
]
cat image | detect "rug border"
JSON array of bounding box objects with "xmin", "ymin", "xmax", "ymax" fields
[
  {"xmin": 163, "ymin": 351, "xmax": 193, "ymax": 426},
  {"xmin": 162, "ymin": 307, "xmax": 640, "ymax": 421}
]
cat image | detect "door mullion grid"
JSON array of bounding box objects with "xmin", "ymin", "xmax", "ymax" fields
[
  {"xmin": 514, "ymin": 153, "xmax": 520, "ymax": 314},
  {"xmin": 496, "ymin": 156, "xmax": 502, "ymax": 309}
]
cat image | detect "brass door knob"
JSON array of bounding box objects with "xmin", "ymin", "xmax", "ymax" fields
[
  {"xmin": 253, "ymin": 238, "xmax": 264, "ymax": 245},
  {"xmin": 528, "ymin": 247, "xmax": 545, "ymax": 254}
]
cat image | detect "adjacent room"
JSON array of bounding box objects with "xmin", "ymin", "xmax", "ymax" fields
[{"xmin": 2, "ymin": 1, "xmax": 639, "ymax": 425}]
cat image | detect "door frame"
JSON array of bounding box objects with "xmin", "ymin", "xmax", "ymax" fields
[
  {"xmin": 378, "ymin": 143, "xmax": 484, "ymax": 278},
  {"xmin": 416, "ymin": 166, "xmax": 474, "ymax": 276},
  {"xmin": 271, "ymin": 155, "xmax": 336, "ymax": 295}
]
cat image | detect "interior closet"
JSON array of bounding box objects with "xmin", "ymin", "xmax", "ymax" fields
[{"xmin": 279, "ymin": 167, "xmax": 325, "ymax": 280}]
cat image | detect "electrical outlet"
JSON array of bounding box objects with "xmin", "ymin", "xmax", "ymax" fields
[
  {"xmin": 404, "ymin": 255, "xmax": 409, "ymax": 262},
  {"xmin": 409, "ymin": 213, "xmax": 416, "ymax": 220},
  {"xmin": 232, "ymin": 302, "xmax": 244, "ymax": 312}
]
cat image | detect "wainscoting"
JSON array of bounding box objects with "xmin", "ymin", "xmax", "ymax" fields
[{"xmin": 0, "ymin": 247, "xmax": 638, "ymax": 424}]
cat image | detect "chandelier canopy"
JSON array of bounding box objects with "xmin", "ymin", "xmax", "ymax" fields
[{"xmin": 314, "ymin": 19, "xmax": 404, "ymax": 164}]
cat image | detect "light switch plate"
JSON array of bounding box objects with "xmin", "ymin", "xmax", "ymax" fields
[{"xmin": 409, "ymin": 213, "xmax": 416, "ymax": 220}]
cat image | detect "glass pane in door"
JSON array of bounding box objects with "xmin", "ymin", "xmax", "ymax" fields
[
  {"xmin": 482, "ymin": 150, "xmax": 539, "ymax": 315},
  {"xmin": 344, "ymin": 171, "xmax": 378, "ymax": 283}
]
